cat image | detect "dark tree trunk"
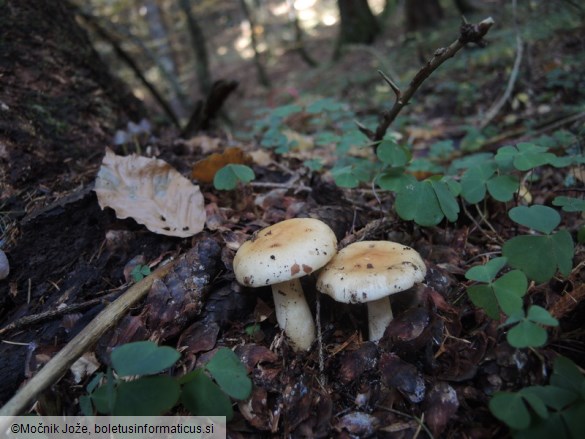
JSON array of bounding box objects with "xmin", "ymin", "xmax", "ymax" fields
[
  {"xmin": 179, "ymin": 0, "xmax": 213, "ymax": 96},
  {"xmin": 286, "ymin": 0, "xmax": 318, "ymax": 67},
  {"xmin": 333, "ymin": 0, "xmax": 381, "ymax": 60},
  {"xmin": 405, "ymin": 0, "xmax": 444, "ymax": 32},
  {"xmin": 143, "ymin": 0, "xmax": 187, "ymax": 117},
  {"xmin": 239, "ymin": 0, "xmax": 271, "ymax": 87}
]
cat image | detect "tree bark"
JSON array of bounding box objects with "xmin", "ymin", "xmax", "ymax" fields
[
  {"xmin": 239, "ymin": 0, "xmax": 271, "ymax": 87},
  {"xmin": 333, "ymin": 0, "xmax": 381, "ymax": 60},
  {"xmin": 143, "ymin": 0, "xmax": 187, "ymax": 117},
  {"xmin": 405, "ymin": 0, "xmax": 444, "ymax": 32}
]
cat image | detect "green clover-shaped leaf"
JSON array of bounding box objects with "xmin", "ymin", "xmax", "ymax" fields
[
  {"xmin": 465, "ymin": 257, "xmax": 508, "ymax": 283},
  {"xmin": 466, "ymin": 265, "xmax": 526, "ymax": 319},
  {"xmin": 486, "ymin": 174, "xmax": 519, "ymax": 202},
  {"xmin": 111, "ymin": 341, "xmax": 180, "ymax": 377},
  {"xmin": 508, "ymin": 205, "xmax": 561, "ymax": 234},
  {"xmin": 503, "ymin": 230, "xmax": 573, "ymax": 283},
  {"xmin": 181, "ymin": 370, "xmax": 234, "ymax": 420},
  {"xmin": 505, "ymin": 305, "xmax": 558, "ymax": 348},
  {"xmin": 377, "ymin": 139, "xmax": 411, "ymax": 167},
  {"xmin": 495, "ymin": 143, "xmax": 556, "ymax": 171},
  {"xmin": 489, "ymin": 392, "xmax": 532, "ymax": 430},
  {"xmin": 552, "ymin": 196, "xmax": 585, "ymax": 213},
  {"xmin": 214, "ymin": 164, "xmax": 255, "ymax": 190},
  {"xmin": 205, "ymin": 347, "xmax": 252, "ymax": 401},
  {"xmin": 113, "ymin": 376, "xmax": 180, "ymax": 415},
  {"xmin": 461, "ymin": 163, "xmax": 496, "ymax": 204},
  {"xmin": 395, "ymin": 180, "xmax": 443, "ymax": 226},
  {"xmin": 430, "ymin": 179, "xmax": 459, "ymax": 222}
]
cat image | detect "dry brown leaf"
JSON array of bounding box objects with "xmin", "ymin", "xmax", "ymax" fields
[
  {"xmin": 94, "ymin": 148, "xmax": 206, "ymax": 237},
  {"xmin": 70, "ymin": 352, "xmax": 100, "ymax": 383},
  {"xmin": 181, "ymin": 134, "xmax": 222, "ymax": 154},
  {"xmin": 248, "ymin": 149, "xmax": 272, "ymax": 167},
  {"xmin": 191, "ymin": 146, "xmax": 252, "ymax": 183}
]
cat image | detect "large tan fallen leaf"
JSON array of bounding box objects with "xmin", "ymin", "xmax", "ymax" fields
[
  {"xmin": 94, "ymin": 149, "xmax": 206, "ymax": 237},
  {"xmin": 191, "ymin": 146, "xmax": 252, "ymax": 183}
]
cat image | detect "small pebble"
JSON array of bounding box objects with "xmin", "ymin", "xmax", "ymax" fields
[{"xmin": 0, "ymin": 250, "xmax": 9, "ymax": 280}]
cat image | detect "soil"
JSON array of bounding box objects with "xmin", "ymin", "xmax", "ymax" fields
[{"xmin": 1, "ymin": 0, "xmax": 584, "ymax": 437}]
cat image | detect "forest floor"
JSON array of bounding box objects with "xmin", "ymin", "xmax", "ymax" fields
[{"xmin": 1, "ymin": 1, "xmax": 585, "ymax": 438}]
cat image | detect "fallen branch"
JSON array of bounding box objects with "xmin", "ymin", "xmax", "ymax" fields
[
  {"xmin": 0, "ymin": 260, "xmax": 176, "ymax": 417},
  {"xmin": 370, "ymin": 17, "xmax": 495, "ymax": 144}
]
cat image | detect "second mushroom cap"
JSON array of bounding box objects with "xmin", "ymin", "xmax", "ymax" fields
[{"xmin": 316, "ymin": 241, "xmax": 427, "ymax": 304}]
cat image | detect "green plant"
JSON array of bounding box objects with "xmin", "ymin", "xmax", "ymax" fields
[
  {"xmin": 465, "ymin": 256, "xmax": 559, "ymax": 349},
  {"xmin": 503, "ymin": 205, "xmax": 574, "ymax": 284},
  {"xmin": 465, "ymin": 257, "xmax": 527, "ymax": 319},
  {"xmin": 393, "ymin": 177, "xmax": 460, "ymax": 227},
  {"xmin": 213, "ymin": 164, "xmax": 255, "ymax": 191},
  {"xmin": 503, "ymin": 305, "xmax": 559, "ymax": 348},
  {"xmin": 250, "ymin": 98, "xmax": 360, "ymax": 155},
  {"xmin": 81, "ymin": 341, "xmax": 251, "ymax": 420},
  {"xmin": 489, "ymin": 356, "xmax": 585, "ymax": 439},
  {"xmin": 552, "ymin": 196, "xmax": 585, "ymax": 213},
  {"xmin": 130, "ymin": 264, "xmax": 151, "ymax": 282}
]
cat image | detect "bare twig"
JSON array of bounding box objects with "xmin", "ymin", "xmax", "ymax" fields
[
  {"xmin": 339, "ymin": 217, "xmax": 394, "ymax": 248},
  {"xmin": 481, "ymin": 110, "xmax": 585, "ymax": 149},
  {"xmin": 479, "ymin": 0, "xmax": 522, "ymax": 128},
  {"xmin": 355, "ymin": 119, "xmax": 375, "ymax": 139},
  {"xmin": 377, "ymin": 70, "xmax": 401, "ymax": 101},
  {"xmin": 0, "ymin": 261, "xmax": 176, "ymax": 417},
  {"xmin": 0, "ymin": 289, "xmax": 123, "ymax": 337},
  {"xmin": 315, "ymin": 291, "xmax": 326, "ymax": 385},
  {"xmin": 371, "ymin": 17, "xmax": 495, "ymax": 143}
]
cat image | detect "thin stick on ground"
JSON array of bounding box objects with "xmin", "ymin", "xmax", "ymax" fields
[
  {"xmin": 0, "ymin": 289, "xmax": 124, "ymax": 337},
  {"xmin": 369, "ymin": 17, "xmax": 495, "ymax": 144},
  {"xmin": 0, "ymin": 260, "xmax": 176, "ymax": 417}
]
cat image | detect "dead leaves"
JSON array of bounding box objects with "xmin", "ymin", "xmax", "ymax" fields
[
  {"xmin": 191, "ymin": 147, "xmax": 251, "ymax": 183},
  {"xmin": 94, "ymin": 149, "xmax": 206, "ymax": 237}
]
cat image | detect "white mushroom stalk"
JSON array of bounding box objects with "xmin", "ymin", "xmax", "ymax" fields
[
  {"xmin": 271, "ymin": 278, "xmax": 315, "ymax": 351},
  {"xmin": 367, "ymin": 298, "xmax": 394, "ymax": 342},
  {"xmin": 317, "ymin": 241, "xmax": 427, "ymax": 342},
  {"xmin": 233, "ymin": 218, "xmax": 338, "ymax": 351}
]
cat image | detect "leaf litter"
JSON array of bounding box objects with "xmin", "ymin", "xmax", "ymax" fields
[{"xmin": 94, "ymin": 148, "xmax": 206, "ymax": 237}]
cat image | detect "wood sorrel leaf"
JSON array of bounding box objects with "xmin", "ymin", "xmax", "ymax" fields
[
  {"xmin": 508, "ymin": 205, "xmax": 560, "ymax": 234},
  {"xmin": 111, "ymin": 341, "xmax": 180, "ymax": 377},
  {"xmin": 205, "ymin": 347, "xmax": 252, "ymax": 400}
]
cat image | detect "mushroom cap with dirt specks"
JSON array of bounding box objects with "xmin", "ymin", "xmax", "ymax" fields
[
  {"xmin": 316, "ymin": 241, "xmax": 426, "ymax": 303},
  {"xmin": 233, "ymin": 218, "xmax": 338, "ymax": 287}
]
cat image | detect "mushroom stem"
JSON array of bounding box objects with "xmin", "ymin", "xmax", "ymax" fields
[
  {"xmin": 367, "ymin": 297, "xmax": 394, "ymax": 342},
  {"xmin": 271, "ymin": 278, "xmax": 316, "ymax": 351}
]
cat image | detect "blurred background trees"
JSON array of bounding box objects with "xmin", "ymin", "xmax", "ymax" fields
[{"xmin": 4, "ymin": 0, "xmax": 584, "ymax": 138}]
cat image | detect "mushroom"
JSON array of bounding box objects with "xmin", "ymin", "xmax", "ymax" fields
[
  {"xmin": 233, "ymin": 218, "xmax": 338, "ymax": 351},
  {"xmin": 316, "ymin": 241, "xmax": 426, "ymax": 342}
]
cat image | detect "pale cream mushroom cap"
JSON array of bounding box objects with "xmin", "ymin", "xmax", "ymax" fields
[
  {"xmin": 233, "ymin": 218, "xmax": 338, "ymax": 288},
  {"xmin": 233, "ymin": 218, "xmax": 338, "ymax": 351},
  {"xmin": 317, "ymin": 241, "xmax": 426, "ymax": 342},
  {"xmin": 316, "ymin": 241, "xmax": 427, "ymax": 304}
]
